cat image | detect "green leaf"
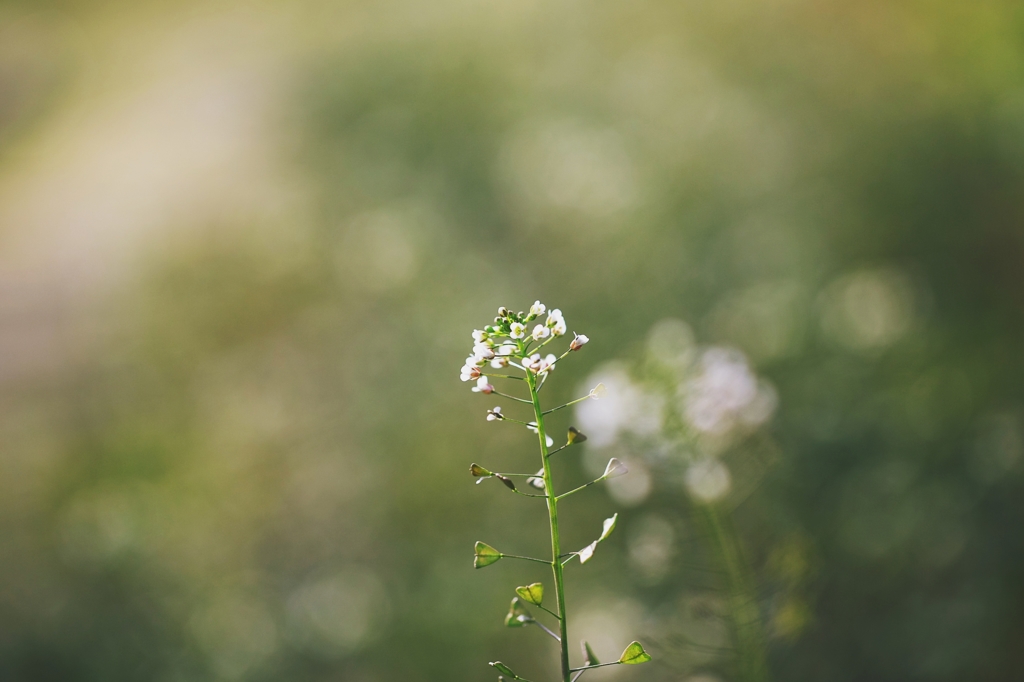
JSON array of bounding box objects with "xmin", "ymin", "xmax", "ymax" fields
[
  {"xmin": 489, "ymin": 661, "xmax": 517, "ymax": 677},
  {"xmin": 504, "ymin": 597, "xmax": 533, "ymax": 627},
  {"xmin": 567, "ymin": 426, "xmax": 588, "ymax": 445},
  {"xmin": 470, "ymin": 463, "xmax": 493, "ymax": 478},
  {"xmin": 598, "ymin": 513, "xmax": 618, "ymax": 542},
  {"xmin": 489, "ymin": 662, "xmax": 533, "ymax": 682},
  {"xmin": 474, "ymin": 541, "xmax": 501, "ymax": 568},
  {"xmin": 515, "ymin": 582, "xmax": 544, "ymax": 606},
  {"xmin": 581, "ymin": 641, "xmax": 600, "ymax": 667},
  {"xmin": 618, "ymin": 641, "xmax": 651, "ymax": 665}
]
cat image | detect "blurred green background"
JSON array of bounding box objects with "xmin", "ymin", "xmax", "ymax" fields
[{"xmin": 1, "ymin": 1, "xmax": 1024, "ymax": 680}]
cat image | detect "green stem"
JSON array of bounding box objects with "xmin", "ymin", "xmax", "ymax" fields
[
  {"xmin": 698, "ymin": 504, "xmax": 770, "ymax": 682},
  {"xmin": 501, "ymin": 553, "xmax": 552, "ymax": 566},
  {"xmin": 555, "ymin": 477, "xmax": 602, "ymax": 501},
  {"xmin": 542, "ymin": 393, "xmax": 592, "ymax": 415},
  {"xmin": 570, "ymin": 662, "xmax": 620, "ymax": 672},
  {"xmin": 526, "ymin": 370, "xmax": 571, "ymax": 682},
  {"xmin": 493, "ymin": 390, "xmax": 533, "ymax": 404},
  {"xmin": 537, "ymin": 603, "xmax": 561, "ymax": 620},
  {"xmin": 531, "ymin": 619, "xmax": 561, "ymax": 642},
  {"xmin": 509, "ymin": 489, "xmax": 548, "ymax": 499}
]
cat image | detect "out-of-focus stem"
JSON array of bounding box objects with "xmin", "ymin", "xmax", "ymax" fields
[{"xmin": 698, "ymin": 504, "xmax": 770, "ymax": 682}]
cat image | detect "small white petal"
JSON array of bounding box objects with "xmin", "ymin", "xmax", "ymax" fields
[{"xmin": 527, "ymin": 468, "xmax": 546, "ymax": 489}]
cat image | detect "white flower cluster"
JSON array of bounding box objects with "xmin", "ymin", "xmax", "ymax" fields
[
  {"xmin": 573, "ymin": 319, "xmax": 780, "ymax": 507},
  {"xmin": 459, "ymin": 301, "xmax": 587, "ymax": 389},
  {"xmin": 682, "ymin": 348, "xmax": 776, "ymax": 435}
]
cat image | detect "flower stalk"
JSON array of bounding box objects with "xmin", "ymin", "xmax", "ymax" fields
[{"xmin": 525, "ymin": 368, "xmax": 572, "ymax": 682}]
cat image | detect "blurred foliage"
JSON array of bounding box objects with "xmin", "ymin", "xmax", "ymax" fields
[{"xmin": 1, "ymin": 1, "xmax": 1024, "ymax": 681}]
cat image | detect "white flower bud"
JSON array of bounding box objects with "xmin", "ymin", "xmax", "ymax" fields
[{"xmin": 570, "ymin": 333, "xmax": 589, "ymax": 351}]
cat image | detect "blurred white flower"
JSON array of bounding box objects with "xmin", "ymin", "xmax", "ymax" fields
[
  {"xmin": 532, "ymin": 324, "xmax": 551, "ymax": 341},
  {"xmin": 472, "ymin": 329, "xmax": 488, "ymax": 343},
  {"xmin": 575, "ymin": 364, "xmax": 663, "ymax": 447},
  {"xmin": 486, "ymin": 406, "xmax": 503, "ymax": 421},
  {"xmin": 530, "ymin": 300, "xmax": 547, "ymax": 316},
  {"xmin": 497, "ymin": 344, "xmax": 517, "ymax": 356},
  {"xmin": 684, "ymin": 458, "xmax": 732, "ymax": 502},
  {"xmin": 510, "ymin": 322, "xmax": 526, "ymax": 339},
  {"xmin": 739, "ymin": 382, "xmax": 778, "ymax": 427},
  {"xmin": 681, "ymin": 348, "xmax": 774, "ymax": 434}
]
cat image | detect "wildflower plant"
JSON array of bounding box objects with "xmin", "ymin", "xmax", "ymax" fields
[{"xmin": 462, "ymin": 302, "xmax": 652, "ymax": 682}]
